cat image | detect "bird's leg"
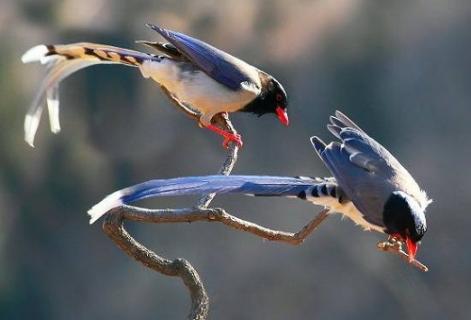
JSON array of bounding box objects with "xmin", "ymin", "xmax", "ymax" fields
[
  {"xmin": 159, "ymin": 85, "xmax": 201, "ymax": 121},
  {"xmin": 158, "ymin": 88, "xmax": 242, "ymax": 148},
  {"xmin": 160, "ymin": 85, "xmax": 242, "ymax": 148},
  {"xmin": 204, "ymin": 113, "xmax": 243, "ymax": 148},
  {"xmin": 214, "ymin": 113, "xmax": 242, "ymax": 148}
]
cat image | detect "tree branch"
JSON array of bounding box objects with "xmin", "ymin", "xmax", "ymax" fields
[
  {"xmin": 197, "ymin": 136, "xmax": 238, "ymax": 208},
  {"xmin": 109, "ymin": 205, "xmax": 330, "ymax": 244},
  {"xmin": 100, "ymin": 133, "xmax": 332, "ymax": 319},
  {"xmin": 102, "ymin": 211, "xmax": 209, "ymax": 320},
  {"xmin": 102, "ymin": 205, "xmax": 330, "ymax": 319},
  {"xmin": 101, "ymin": 140, "xmax": 234, "ymax": 320}
]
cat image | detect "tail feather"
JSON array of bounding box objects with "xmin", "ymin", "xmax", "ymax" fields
[
  {"xmin": 24, "ymin": 57, "xmax": 101, "ymax": 146},
  {"xmin": 23, "ymin": 43, "xmax": 153, "ymax": 65},
  {"xmin": 22, "ymin": 45, "xmax": 50, "ymax": 63},
  {"xmin": 87, "ymin": 175, "xmax": 319, "ymax": 224},
  {"xmin": 46, "ymin": 85, "xmax": 60, "ymax": 134},
  {"xmin": 22, "ymin": 43, "xmax": 155, "ymax": 146},
  {"xmin": 310, "ymin": 136, "xmax": 327, "ymax": 156}
]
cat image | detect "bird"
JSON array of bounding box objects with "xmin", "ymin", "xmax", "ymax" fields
[
  {"xmin": 21, "ymin": 24, "xmax": 289, "ymax": 148},
  {"xmin": 88, "ymin": 111, "xmax": 431, "ymax": 262}
]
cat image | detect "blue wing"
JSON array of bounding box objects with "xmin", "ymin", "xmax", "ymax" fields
[
  {"xmin": 312, "ymin": 138, "xmax": 387, "ymax": 227},
  {"xmin": 326, "ymin": 112, "xmax": 396, "ymax": 174},
  {"xmin": 88, "ymin": 175, "xmax": 317, "ymax": 224},
  {"xmin": 146, "ymin": 24, "xmax": 254, "ymax": 90},
  {"xmin": 311, "ymin": 111, "xmax": 417, "ymax": 228},
  {"xmin": 311, "ymin": 111, "xmax": 427, "ymax": 228},
  {"xmin": 325, "ymin": 111, "xmax": 419, "ymax": 186}
]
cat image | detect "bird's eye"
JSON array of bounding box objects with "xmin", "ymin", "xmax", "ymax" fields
[{"xmin": 276, "ymin": 93, "xmax": 283, "ymax": 102}]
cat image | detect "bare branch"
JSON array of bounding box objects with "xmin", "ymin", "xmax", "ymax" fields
[
  {"xmin": 114, "ymin": 205, "xmax": 330, "ymax": 244},
  {"xmin": 197, "ymin": 113, "xmax": 239, "ymax": 208},
  {"xmin": 102, "ymin": 204, "xmax": 330, "ymax": 319},
  {"xmin": 102, "ymin": 211, "xmax": 209, "ymax": 320},
  {"xmin": 101, "ymin": 137, "xmax": 238, "ymax": 320}
]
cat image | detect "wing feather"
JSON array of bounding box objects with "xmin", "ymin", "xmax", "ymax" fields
[
  {"xmin": 146, "ymin": 24, "xmax": 258, "ymax": 90},
  {"xmin": 311, "ymin": 111, "xmax": 430, "ymax": 227}
]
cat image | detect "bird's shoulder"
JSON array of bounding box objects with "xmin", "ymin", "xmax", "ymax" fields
[{"xmin": 147, "ymin": 25, "xmax": 261, "ymax": 91}]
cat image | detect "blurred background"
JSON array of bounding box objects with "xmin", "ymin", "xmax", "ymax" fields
[{"xmin": 1, "ymin": 0, "xmax": 470, "ymax": 319}]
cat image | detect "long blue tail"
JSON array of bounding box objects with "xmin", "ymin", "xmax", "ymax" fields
[{"xmin": 88, "ymin": 175, "xmax": 318, "ymax": 224}]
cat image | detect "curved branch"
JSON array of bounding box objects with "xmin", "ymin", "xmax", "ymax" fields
[
  {"xmin": 101, "ymin": 204, "xmax": 330, "ymax": 319},
  {"xmin": 102, "ymin": 142, "xmax": 240, "ymax": 320},
  {"xmin": 103, "ymin": 211, "xmax": 209, "ymax": 320},
  {"xmin": 109, "ymin": 205, "xmax": 329, "ymax": 244},
  {"xmin": 102, "ymin": 204, "xmax": 329, "ymax": 318}
]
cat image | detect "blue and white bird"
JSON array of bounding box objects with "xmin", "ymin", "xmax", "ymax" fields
[
  {"xmin": 21, "ymin": 24, "xmax": 289, "ymax": 147},
  {"xmin": 88, "ymin": 111, "xmax": 431, "ymax": 261}
]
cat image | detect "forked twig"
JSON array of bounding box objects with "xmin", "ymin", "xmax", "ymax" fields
[{"xmin": 377, "ymin": 239, "xmax": 429, "ymax": 272}]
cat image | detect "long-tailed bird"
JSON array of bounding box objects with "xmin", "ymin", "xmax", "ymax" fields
[
  {"xmin": 21, "ymin": 24, "xmax": 289, "ymax": 147},
  {"xmin": 88, "ymin": 111, "xmax": 431, "ymax": 261}
]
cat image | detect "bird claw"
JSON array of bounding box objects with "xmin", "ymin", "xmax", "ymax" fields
[
  {"xmin": 222, "ymin": 133, "xmax": 243, "ymax": 148},
  {"xmin": 205, "ymin": 124, "xmax": 243, "ymax": 148},
  {"xmin": 377, "ymin": 238, "xmax": 402, "ymax": 252}
]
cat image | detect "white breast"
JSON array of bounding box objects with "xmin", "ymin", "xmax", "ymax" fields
[
  {"xmin": 308, "ymin": 197, "xmax": 385, "ymax": 233},
  {"xmin": 139, "ymin": 59, "xmax": 260, "ymax": 124}
]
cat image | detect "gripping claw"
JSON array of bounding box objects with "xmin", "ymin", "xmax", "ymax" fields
[{"xmin": 206, "ymin": 124, "xmax": 243, "ymax": 148}]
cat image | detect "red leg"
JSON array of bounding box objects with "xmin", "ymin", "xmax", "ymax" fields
[{"xmin": 205, "ymin": 124, "xmax": 243, "ymax": 148}]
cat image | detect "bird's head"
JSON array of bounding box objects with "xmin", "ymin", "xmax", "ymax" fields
[
  {"xmin": 383, "ymin": 191, "xmax": 427, "ymax": 261},
  {"xmin": 242, "ymin": 73, "xmax": 289, "ymax": 126}
]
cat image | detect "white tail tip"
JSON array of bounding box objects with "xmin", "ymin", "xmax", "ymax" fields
[
  {"xmin": 87, "ymin": 190, "xmax": 124, "ymax": 224},
  {"xmin": 24, "ymin": 107, "xmax": 44, "ymax": 147},
  {"xmin": 47, "ymin": 87, "xmax": 61, "ymax": 134},
  {"xmin": 22, "ymin": 45, "xmax": 48, "ymax": 63}
]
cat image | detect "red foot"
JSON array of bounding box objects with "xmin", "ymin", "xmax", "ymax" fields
[
  {"xmin": 222, "ymin": 133, "xmax": 243, "ymax": 148},
  {"xmin": 206, "ymin": 124, "xmax": 243, "ymax": 148}
]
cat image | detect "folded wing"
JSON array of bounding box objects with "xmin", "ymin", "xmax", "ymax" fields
[
  {"xmin": 311, "ymin": 111, "xmax": 428, "ymax": 227},
  {"xmin": 147, "ymin": 24, "xmax": 258, "ymax": 90}
]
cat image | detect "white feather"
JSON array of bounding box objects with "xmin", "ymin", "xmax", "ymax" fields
[
  {"xmin": 22, "ymin": 45, "xmax": 48, "ymax": 63},
  {"xmin": 46, "ymin": 86, "xmax": 61, "ymax": 134},
  {"xmin": 139, "ymin": 60, "xmax": 260, "ymax": 125},
  {"xmin": 87, "ymin": 190, "xmax": 125, "ymax": 224},
  {"xmin": 307, "ymin": 196, "xmax": 385, "ymax": 233},
  {"xmin": 240, "ymin": 81, "xmax": 260, "ymax": 95},
  {"xmin": 24, "ymin": 59, "xmax": 101, "ymax": 146},
  {"xmin": 41, "ymin": 55, "xmax": 62, "ymax": 65},
  {"xmin": 24, "ymin": 106, "xmax": 43, "ymax": 147}
]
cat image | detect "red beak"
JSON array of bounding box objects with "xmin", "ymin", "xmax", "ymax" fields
[
  {"xmin": 405, "ymin": 237, "xmax": 418, "ymax": 262},
  {"xmin": 275, "ymin": 106, "xmax": 289, "ymax": 126}
]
